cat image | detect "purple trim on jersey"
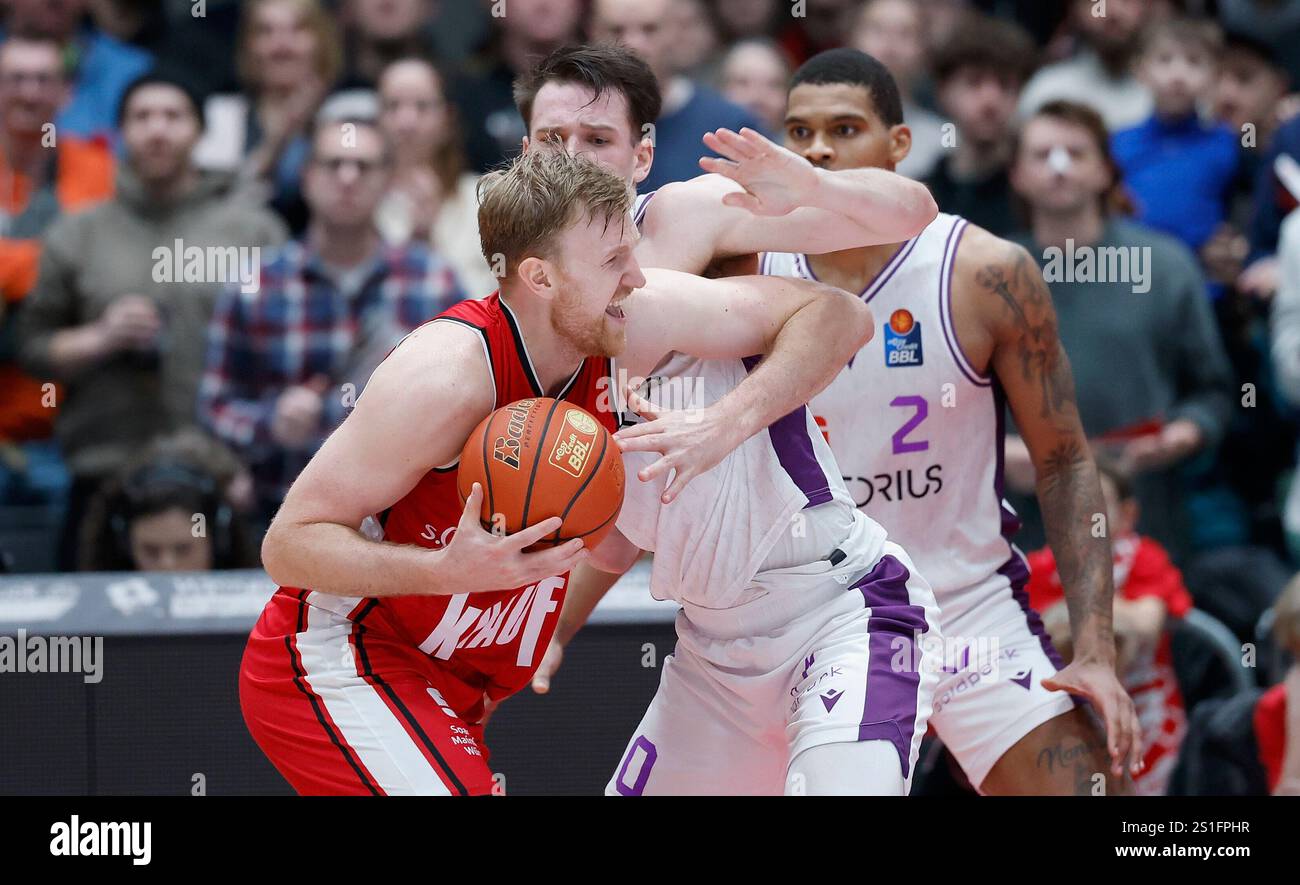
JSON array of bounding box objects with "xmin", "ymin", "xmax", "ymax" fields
[
  {"xmin": 794, "ymin": 235, "xmax": 920, "ymax": 303},
  {"xmin": 863, "ymin": 236, "xmax": 921, "ymax": 303},
  {"xmin": 613, "ymin": 735, "xmax": 658, "ymax": 796},
  {"xmin": 632, "ymin": 190, "xmax": 656, "ymax": 229},
  {"xmin": 938, "ymin": 219, "xmax": 990, "ymax": 388},
  {"xmin": 743, "ymin": 356, "xmax": 834, "ymax": 508},
  {"xmin": 853, "ymin": 555, "xmax": 929, "ymax": 778},
  {"xmin": 992, "ymin": 381, "xmax": 1023, "ymax": 540}
]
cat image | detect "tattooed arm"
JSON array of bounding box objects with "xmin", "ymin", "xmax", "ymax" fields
[{"xmin": 959, "ymin": 227, "xmax": 1142, "ymax": 776}]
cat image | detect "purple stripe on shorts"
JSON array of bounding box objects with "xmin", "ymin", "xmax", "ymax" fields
[
  {"xmin": 999, "ymin": 553, "xmax": 1067, "ymax": 671},
  {"xmin": 613, "ymin": 735, "xmax": 657, "ymax": 796},
  {"xmin": 852, "ymin": 554, "xmax": 929, "ymax": 778},
  {"xmin": 742, "ymin": 356, "xmax": 833, "ymax": 507}
]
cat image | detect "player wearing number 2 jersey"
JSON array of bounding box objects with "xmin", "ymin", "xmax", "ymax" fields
[{"xmin": 758, "ymin": 49, "xmax": 1142, "ymax": 794}]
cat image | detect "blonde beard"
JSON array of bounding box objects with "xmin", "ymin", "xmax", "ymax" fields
[{"xmin": 550, "ymin": 283, "xmax": 625, "ymax": 358}]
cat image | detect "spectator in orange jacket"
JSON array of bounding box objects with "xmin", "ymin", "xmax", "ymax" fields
[
  {"xmin": 1027, "ymin": 456, "xmax": 1193, "ymax": 795},
  {"xmin": 0, "ymin": 33, "xmax": 113, "ymax": 504}
]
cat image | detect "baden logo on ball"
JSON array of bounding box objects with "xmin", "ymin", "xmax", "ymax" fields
[{"xmin": 458, "ymin": 397, "xmax": 625, "ymax": 551}]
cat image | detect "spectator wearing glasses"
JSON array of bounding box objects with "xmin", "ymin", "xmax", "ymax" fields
[{"xmin": 198, "ymin": 116, "xmax": 467, "ymax": 524}]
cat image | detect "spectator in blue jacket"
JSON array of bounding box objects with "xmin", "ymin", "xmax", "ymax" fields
[
  {"xmin": 0, "ymin": 0, "xmax": 152, "ymax": 142},
  {"xmin": 1112, "ymin": 17, "xmax": 1238, "ymax": 300}
]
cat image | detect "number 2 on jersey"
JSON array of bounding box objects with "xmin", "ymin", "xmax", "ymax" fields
[{"xmin": 890, "ymin": 395, "xmax": 929, "ymax": 454}]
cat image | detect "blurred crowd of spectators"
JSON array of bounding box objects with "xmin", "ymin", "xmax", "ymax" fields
[{"xmin": 1, "ymin": 0, "xmax": 1299, "ymax": 793}]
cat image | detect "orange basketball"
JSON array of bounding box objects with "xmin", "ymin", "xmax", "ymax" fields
[{"xmin": 457, "ymin": 397, "xmax": 624, "ymax": 551}]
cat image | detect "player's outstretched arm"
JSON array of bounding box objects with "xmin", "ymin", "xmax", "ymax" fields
[
  {"xmin": 636, "ymin": 128, "xmax": 936, "ymax": 273},
  {"xmin": 261, "ymin": 322, "xmax": 586, "ymax": 597},
  {"xmin": 963, "ymin": 227, "xmax": 1141, "ymax": 777},
  {"xmin": 616, "ymin": 269, "xmax": 872, "ymax": 502}
]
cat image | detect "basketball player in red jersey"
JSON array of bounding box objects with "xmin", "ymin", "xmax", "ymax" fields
[{"xmin": 238, "ymin": 147, "xmax": 875, "ymax": 795}]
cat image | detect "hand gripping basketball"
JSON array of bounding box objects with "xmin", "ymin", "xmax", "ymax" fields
[{"xmin": 438, "ymin": 483, "xmax": 587, "ymax": 594}]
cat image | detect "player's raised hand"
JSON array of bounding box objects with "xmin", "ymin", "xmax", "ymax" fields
[
  {"xmin": 1041, "ymin": 658, "xmax": 1144, "ymax": 779},
  {"xmin": 435, "ymin": 483, "xmax": 586, "ymax": 594},
  {"xmin": 614, "ymin": 388, "xmax": 743, "ymax": 505},
  {"xmin": 699, "ymin": 127, "xmax": 819, "ymax": 217}
]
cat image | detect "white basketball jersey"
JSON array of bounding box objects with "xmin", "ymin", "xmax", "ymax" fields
[
  {"xmin": 609, "ymin": 352, "xmax": 885, "ymax": 610},
  {"xmin": 762, "ymin": 213, "xmax": 1024, "ymax": 612}
]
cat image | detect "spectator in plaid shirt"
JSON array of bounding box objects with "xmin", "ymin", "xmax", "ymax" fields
[{"xmin": 198, "ymin": 115, "xmax": 468, "ymax": 524}]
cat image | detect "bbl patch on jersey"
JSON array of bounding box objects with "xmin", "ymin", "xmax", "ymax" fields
[{"xmin": 884, "ymin": 309, "xmax": 923, "ymax": 367}]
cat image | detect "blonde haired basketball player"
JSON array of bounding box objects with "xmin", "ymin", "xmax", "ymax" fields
[{"xmin": 239, "ymin": 147, "xmax": 875, "ymax": 795}]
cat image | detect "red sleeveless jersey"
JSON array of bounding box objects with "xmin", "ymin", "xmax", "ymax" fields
[{"xmin": 284, "ymin": 293, "xmax": 615, "ymax": 707}]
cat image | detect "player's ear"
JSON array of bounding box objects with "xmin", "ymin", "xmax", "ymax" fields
[
  {"xmin": 888, "ymin": 123, "xmax": 913, "ymax": 168},
  {"xmin": 632, "ymin": 131, "xmax": 654, "ymax": 185},
  {"xmin": 517, "ymin": 255, "xmax": 554, "ymax": 300},
  {"xmin": 521, "ymin": 135, "xmax": 531, "ymax": 154}
]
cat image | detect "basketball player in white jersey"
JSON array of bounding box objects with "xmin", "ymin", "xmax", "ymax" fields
[
  {"xmin": 552, "ymin": 290, "xmax": 943, "ymax": 796},
  {"xmin": 753, "ymin": 49, "xmax": 1142, "ymax": 794},
  {"xmin": 514, "ymin": 44, "xmax": 937, "ymax": 284}
]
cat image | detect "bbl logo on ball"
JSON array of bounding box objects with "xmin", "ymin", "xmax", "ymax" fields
[
  {"xmin": 883, "ymin": 309, "xmax": 922, "ymax": 367},
  {"xmin": 549, "ymin": 408, "xmax": 598, "ymax": 478}
]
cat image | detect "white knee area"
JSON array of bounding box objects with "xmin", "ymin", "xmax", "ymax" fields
[{"xmin": 785, "ymin": 740, "xmax": 907, "ymax": 796}]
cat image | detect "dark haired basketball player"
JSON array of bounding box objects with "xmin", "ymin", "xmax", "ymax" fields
[
  {"xmin": 760, "ymin": 50, "xmax": 1141, "ymax": 794},
  {"xmin": 513, "ymin": 44, "xmax": 938, "ymax": 279},
  {"xmin": 537, "ymin": 49, "xmax": 1142, "ymax": 796}
]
